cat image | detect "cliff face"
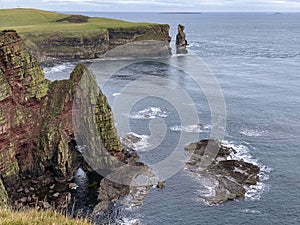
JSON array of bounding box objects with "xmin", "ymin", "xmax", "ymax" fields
[
  {"xmin": 0, "ymin": 31, "xmax": 123, "ymax": 200},
  {"xmin": 24, "ymin": 24, "xmax": 171, "ymax": 61}
]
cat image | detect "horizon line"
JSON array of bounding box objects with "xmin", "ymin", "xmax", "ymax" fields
[{"xmin": 1, "ymin": 7, "xmax": 300, "ymax": 13}]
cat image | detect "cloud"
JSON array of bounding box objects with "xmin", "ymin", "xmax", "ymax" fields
[{"xmin": 1, "ymin": 0, "xmax": 300, "ymax": 11}]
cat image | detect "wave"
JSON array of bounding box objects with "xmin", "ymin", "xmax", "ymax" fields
[
  {"xmin": 122, "ymin": 132, "xmax": 150, "ymax": 151},
  {"xmin": 170, "ymin": 124, "xmax": 210, "ymax": 133},
  {"xmin": 129, "ymin": 107, "xmax": 167, "ymax": 119},
  {"xmin": 113, "ymin": 92, "xmax": 121, "ymax": 97},
  {"xmin": 240, "ymin": 128, "xmax": 268, "ymax": 137},
  {"xmin": 43, "ymin": 62, "xmax": 76, "ymax": 81},
  {"xmin": 117, "ymin": 217, "xmax": 143, "ymax": 225},
  {"xmin": 240, "ymin": 209, "xmax": 261, "ymax": 214},
  {"xmin": 43, "ymin": 62, "xmax": 75, "ymax": 75},
  {"xmin": 221, "ymin": 140, "xmax": 272, "ymax": 202}
]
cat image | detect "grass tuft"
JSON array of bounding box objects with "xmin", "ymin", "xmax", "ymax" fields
[{"xmin": 0, "ymin": 206, "xmax": 92, "ymax": 225}]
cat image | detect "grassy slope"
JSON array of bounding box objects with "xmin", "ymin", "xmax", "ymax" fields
[
  {"xmin": 0, "ymin": 207, "xmax": 91, "ymax": 225},
  {"xmin": 0, "ymin": 8, "xmax": 152, "ymax": 35}
]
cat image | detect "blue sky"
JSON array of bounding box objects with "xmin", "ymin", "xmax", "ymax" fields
[{"xmin": 1, "ymin": 0, "xmax": 300, "ymax": 12}]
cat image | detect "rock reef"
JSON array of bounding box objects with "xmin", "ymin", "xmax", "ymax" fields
[{"xmin": 185, "ymin": 139, "xmax": 260, "ymax": 204}]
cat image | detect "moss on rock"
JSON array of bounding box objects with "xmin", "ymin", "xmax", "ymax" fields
[
  {"xmin": 0, "ymin": 178, "xmax": 8, "ymax": 206},
  {"xmin": 0, "ymin": 30, "xmax": 125, "ymax": 188}
]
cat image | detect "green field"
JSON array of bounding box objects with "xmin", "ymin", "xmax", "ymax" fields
[{"xmin": 0, "ymin": 8, "xmax": 153, "ymax": 34}]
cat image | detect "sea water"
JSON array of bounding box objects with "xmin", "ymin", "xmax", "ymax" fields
[{"xmin": 45, "ymin": 12, "xmax": 300, "ymax": 225}]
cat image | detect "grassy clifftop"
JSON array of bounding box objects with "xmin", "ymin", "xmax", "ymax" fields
[
  {"xmin": 0, "ymin": 8, "xmax": 152, "ymax": 33},
  {"xmin": 0, "ymin": 8, "xmax": 171, "ymax": 61}
]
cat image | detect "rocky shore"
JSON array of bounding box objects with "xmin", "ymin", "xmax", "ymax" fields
[{"xmin": 185, "ymin": 139, "xmax": 260, "ymax": 204}]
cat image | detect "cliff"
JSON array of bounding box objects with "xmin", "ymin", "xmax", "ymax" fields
[
  {"xmin": 0, "ymin": 9, "xmax": 171, "ymax": 61},
  {"xmin": 0, "ymin": 30, "xmax": 123, "ymax": 205}
]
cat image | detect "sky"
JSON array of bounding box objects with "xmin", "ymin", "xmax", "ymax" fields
[{"xmin": 1, "ymin": 0, "xmax": 300, "ymax": 12}]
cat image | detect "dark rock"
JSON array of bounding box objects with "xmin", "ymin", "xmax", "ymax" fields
[
  {"xmin": 157, "ymin": 181, "xmax": 166, "ymax": 189},
  {"xmin": 93, "ymin": 163, "xmax": 154, "ymax": 215},
  {"xmin": 176, "ymin": 24, "xmax": 188, "ymax": 54},
  {"xmin": 185, "ymin": 139, "xmax": 260, "ymax": 204}
]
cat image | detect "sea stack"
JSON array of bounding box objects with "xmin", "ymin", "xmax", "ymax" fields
[{"xmin": 176, "ymin": 24, "xmax": 188, "ymax": 54}]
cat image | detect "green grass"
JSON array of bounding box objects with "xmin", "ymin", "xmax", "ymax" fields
[
  {"xmin": 0, "ymin": 206, "xmax": 92, "ymax": 225},
  {"xmin": 0, "ymin": 8, "xmax": 153, "ymax": 35}
]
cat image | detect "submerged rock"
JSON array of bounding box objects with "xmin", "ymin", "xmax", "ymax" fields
[
  {"xmin": 176, "ymin": 24, "xmax": 188, "ymax": 54},
  {"xmin": 185, "ymin": 139, "xmax": 260, "ymax": 204},
  {"xmin": 156, "ymin": 181, "xmax": 166, "ymax": 189},
  {"xmin": 93, "ymin": 161, "xmax": 154, "ymax": 214}
]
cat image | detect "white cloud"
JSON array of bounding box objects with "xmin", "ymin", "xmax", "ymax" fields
[{"xmin": 1, "ymin": 0, "xmax": 300, "ymax": 11}]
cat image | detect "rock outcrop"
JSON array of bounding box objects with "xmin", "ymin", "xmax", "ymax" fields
[
  {"xmin": 176, "ymin": 24, "xmax": 188, "ymax": 54},
  {"xmin": 185, "ymin": 139, "xmax": 260, "ymax": 204},
  {"xmin": 0, "ymin": 30, "xmax": 124, "ymax": 205},
  {"xmin": 24, "ymin": 25, "xmax": 171, "ymax": 61}
]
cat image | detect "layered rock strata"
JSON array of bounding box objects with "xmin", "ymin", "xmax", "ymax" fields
[{"xmin": 0, "ymin": 30, "xmax": 125, "ymax": 207}]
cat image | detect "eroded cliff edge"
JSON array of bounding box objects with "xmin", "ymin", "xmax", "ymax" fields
[
  {"xmin": 0, "ymin": 9, "xmax": 171, "ymax": 61},
  {"xmin": 25, "ymin": 25, "xmax": 171, "ymax": 61},
  {"xmin": 0, "ymin": 30, "xmax": 130, "ymax": 208}
]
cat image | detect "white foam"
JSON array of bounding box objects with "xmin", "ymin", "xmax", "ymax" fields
[
  {"xmin": 112, "ymin": 93, "xmax": 121, "ymax": 97},
  {"xmin": 122, "ymin": 132, "xmax": 150, "ymax": 151},
  {"xmin": 244, "ymin": 182, "xmax": 268, "ymax": 201},
  {"xmin": 221, "ymin": 140, "xmax": 258, "ymax": 165},
  {"xmin": 170, "ymin": 124, "xmax": 211, "ymax": 133},
  {"xmin": 241, "ymin": 209, "xmax": 261, "ymax": 214},
  {"xmin": 240, "ymin": 128, "xmax": 268, "ymax": 137},
  {"xmin": 221, "ymin": 140, "xmax": 272, "ymax": 202},
  {"xmin": 130, "ymin": 107, "xmax": 167, "ymax": 119},
  {"xmin": 44, "ymin": 62, "xmax": 75, "ymax": 75},
  {"xmin": 118, "ymin": 217, "xmax": 142, "ymax": 225}
]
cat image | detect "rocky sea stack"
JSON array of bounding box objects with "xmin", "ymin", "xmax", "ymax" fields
[
  {"xmin": 0, "ymin": 30, "xmax": 146, "ymax": 213},
  {"xmin": 176, "ymin": 24, "xmax": 188, "ymax": 54}
]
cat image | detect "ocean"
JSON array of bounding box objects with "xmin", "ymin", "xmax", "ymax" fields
[{"xmin": 45, "ymin": 12, "xmax": 300, "ymax": 225}]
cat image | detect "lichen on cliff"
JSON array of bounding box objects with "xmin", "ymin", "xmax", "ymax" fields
[
  {"xmin": 0, "ymin": 30, "xmax": 125, "ymax": 204},
  {"xmin": 0, "ymin": 178, "xmax": 8, "ymax": 206}
]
